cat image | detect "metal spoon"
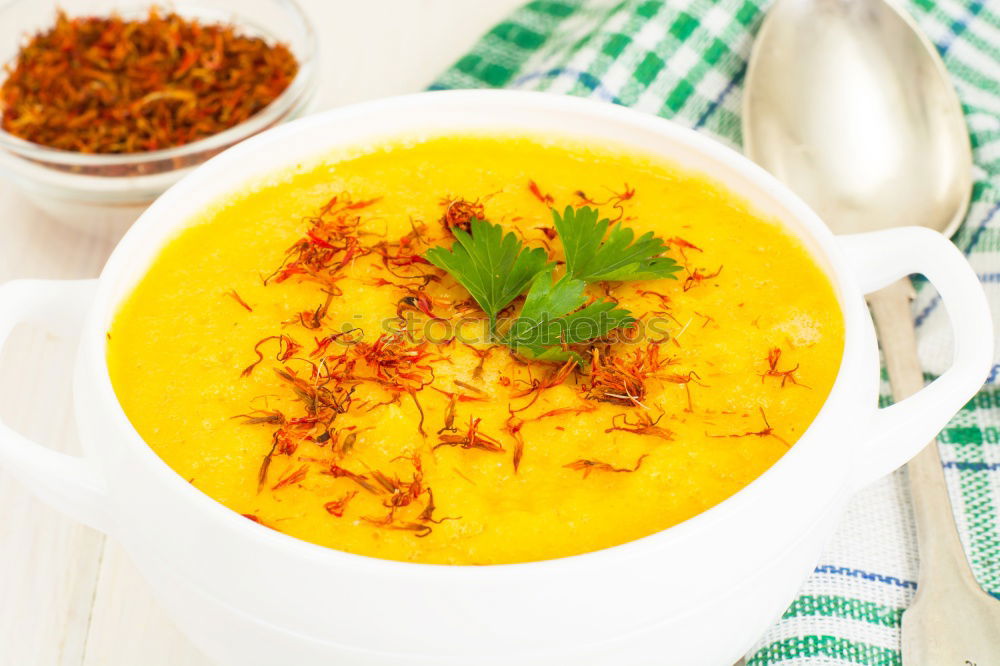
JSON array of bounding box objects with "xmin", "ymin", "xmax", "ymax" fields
[{"xmin": 742, "ymin": 0, "xmax": 1000, "ymax": 663}]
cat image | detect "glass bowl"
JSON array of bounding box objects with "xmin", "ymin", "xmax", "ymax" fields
[{"xmin": 0, "ymin": 0, "xmax": 318, "ymax": 237}]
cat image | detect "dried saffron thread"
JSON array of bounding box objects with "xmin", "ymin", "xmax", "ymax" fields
[
  {"xmin": 241, "ymin": 513, "xmax": 273, "ymax": 529},
  {"xmin": 298, "ymin": 290, "xmax": 338, "ymax": 330},
  {"xmin": 682, "ymin": 265, "xmax": 723, "ymax": 292},
  {"xmin": 563, "ymin": 454, "xmax": 648, "ymax": 479},
  {"xmin": 667, "ymin": 236, "xmax": 702, "ymax": 253},
  {"xmin": 509, "ymin": 359, "xmax": 576, "ymax": 412},
  {"xmin": 429, "ymin": 386, "xmax": 488, "ymax": 405},
  {"xmin": 1, "ymin": 9, "xmax": 298, "ymax": 153},
  {"xmin": 227, "ymin": 289, "xmax": 253, "ymax": 312},
  {"xmin": 326, "ymin": 463, "xmax": 380, "ymax": 495},
  {"xmin": 663, "ymin": 370, "xmax": 705, "ymax": 412},
  {"xmin": 454, "ymin": 379, "xmax": 485, "ymax": 395},
  {"xmin": 528, "ymin": 403, "xmax": 598, "ymax": 423},
  {"xmin": 528, "ymin": 180, "xmax": 554, "ymax": 205},
  {"xmin": 439, "ymin": 197, "xmax": 484, "ymax": 234},
  {"xmin": 271, "ymin": 463, "xmax": 308, "ymax": 491},
  {"xmin": 507, "ymin": 401, "xmax": 599, "ymax": 471},
  {"xmin": 310, "ymin": 329, "xmax": 362, "ymax": 358},
  {"xmin": 760, "ymin": 347, "xmax": 808, "ymax": 388},
  {"xmin": 371, "ymin": 223, "xmax": 436, "ymax": 285},
  {"xmin": 606, "ymin": 412, "xmax": 673, "ymax": 441},
  {"xmin": 348, "ymin": 336, "xmax": 438, "ymax": 431},
  {"xmin": 693, "ymin": 311, "xmax": 716, "ymax": 328},
  {"xmin": 264, "ymin": 195, "xmax": 378, "ymax": 289},
  {"xmin": 257, "ymin": 431, "xmax": 282, "ymax": 490},
  {"xmin": 233, "ymin": 409, "xmax": 285, "ymax": 426},
  {"xmin": 324, "ymin": 491, "xmax": 358, "ymax": 517},
  {"xmin": 355, "ymin": 456, "xmax": 452, "ymax": 536},
  {"xmin": 707, "ymin": 407, "xmax": 789, "ymax": 447},
  {"xmin": 504, "ymin": 409, "xmax": 528, "ymax": 472},
  {"xmin": 584, "ymin": 345, "xmax": 673, "ymax": 408},
  {"xmin": 335, "ymin": 431, "xmax": 359, "ymax": 456},
  {"xmin": 361, "ymin": 518, "xmax": 432, "ymax": 537},
  {"xmin": 419, "ymin": 488, "xmax": 461, "ymax": 525},
  {"xmin": 241, "ymin": 335, "xmax": 302, "ymax": 377},
  {"xmin": 410, "ymin": 390, "xmax": 427, "ymax": 438},
  {"xmin": 534, "ymin": 225, "xmax": 558, "ymax": 240},
  {"xmin": 574, "ymin": 183, "xmax": 635, "ymax": 221},
  {"xmin": 461, "ymin": 342, "xmax": 499, "ymax": 378},
  {"xmin": 435, "ymin": 416, "xmax": 505, "ymax": 453}
]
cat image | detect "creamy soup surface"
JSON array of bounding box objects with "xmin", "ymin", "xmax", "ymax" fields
[{"xmin": 108, "ymin": 135, "xmax": 844, "ymax": 564}]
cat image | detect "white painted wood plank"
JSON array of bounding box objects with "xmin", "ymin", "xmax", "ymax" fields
[
  {"xmin": 305, "ymin": 0, "xmax": 520, "ymax": 109},
  {"xmin": 82, "ymin": 543, "xmax": 213, "ymax": 666},
  {"xmin": 0, "ymin": 191, "xmax": 119, "ymax": 666}
]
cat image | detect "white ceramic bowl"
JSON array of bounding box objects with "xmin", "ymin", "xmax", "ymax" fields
[{"xmin": 0, "ymin": 91, "xmax": 992, "ymax": 666}]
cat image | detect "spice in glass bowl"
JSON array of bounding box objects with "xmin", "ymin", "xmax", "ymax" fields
[{"xmin": 0, "ymin": 7, "xmax": 299, "ymax": 154}]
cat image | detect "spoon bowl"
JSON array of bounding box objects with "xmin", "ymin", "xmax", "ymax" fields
[{"xmin": 743, "ymin": 0, "xmax": 972, "ymax": 235}]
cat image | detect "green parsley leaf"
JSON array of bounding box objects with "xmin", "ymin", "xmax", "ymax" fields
[
  {"xmin": 553, "ymin": 205, "xmax": 682, "ymax": 282},
  {"xmin": 423, "ymin": 218, "xmax": 551, "ymax": 330},
  {"xmin": 504, "ymin": 269, "xmax": 635, "ymax": 362}
]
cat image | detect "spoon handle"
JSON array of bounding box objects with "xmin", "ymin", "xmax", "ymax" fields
[{"xmin": 867, "ymin": 278, "xmax": 979, "ymax": 587}]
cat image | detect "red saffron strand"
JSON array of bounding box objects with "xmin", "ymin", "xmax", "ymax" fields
[
  {"xmin": 271, "ymin": 463, "xmax": 308, "ymax": 491},
  {"xmin": 760, "ymin": 347, "xmax": 808, "ymax": 388},
  {"xmin": 707, "ymin": 407, "xmax": 790, "ymax": 447},
  {"xmin": 606, "ymin": 412, "xmax": 673, "ymax": 441},
  {"xmin": 324, "ymin": 490, "xmax": 358, "ymax": 517},
  {"xmin": 682, "ymin": 265, "xmax": 723, "ymax": 292},
  {"xmin": 563, "ymin": 454, "xmax": 648, "ymax": 479},
  {"xmin": 435, "ymin": 416, "xmax": 505, "ymax": 453},
  {"xmin": 227, "ymin": 289, "xmax": 253, "ymax": 312},
  {"xmin": 527, "ymin": 180, "xmax": 554, "ymax": 205},
  {"xmin": 439, "ymin": 197, "xmax": 484, "ymax": 234}
]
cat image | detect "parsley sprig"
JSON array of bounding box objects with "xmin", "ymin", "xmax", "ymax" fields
[
  {"xmin": 424, "ymin": 206, "xmax": 678, "ymax": 363},
  {"xmin": 424, "ymin": 218, "xmax": 551, "ymax": 333},
  {"xmin": 504, "ymin": 269, "xmax": 635, "ymax": 362},
  {"xmin": 554, "ymin": 206, "xmax": 681, "ymax": 282}
]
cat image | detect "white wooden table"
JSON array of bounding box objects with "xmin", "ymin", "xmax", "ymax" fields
[{"xmin": 0, "ymin": 2, "xmax": 522, "ymax": 663}]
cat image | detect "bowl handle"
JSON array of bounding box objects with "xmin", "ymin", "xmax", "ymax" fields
[
  {"xmin": 838, "ymin": 228, "xmax": 994, "ymax": 489},
  {"xmin": 0, "ymin": 279, "xmax": 111, "ymax": 533}
]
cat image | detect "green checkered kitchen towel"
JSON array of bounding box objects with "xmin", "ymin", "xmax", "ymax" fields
[{"xmin": 432, "ymin": 1, "xmax": 1000, "ymax": 664}]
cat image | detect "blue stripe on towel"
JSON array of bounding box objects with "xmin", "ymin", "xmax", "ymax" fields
[
  {"xmin": 943, "ymin": 461, "xmax": 1000, "ymax": 472},
  {"xmin": 813, "ymin": 565, "xmax": 917, "ymax": 590}
]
